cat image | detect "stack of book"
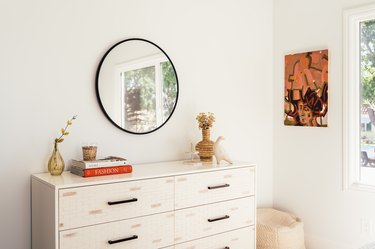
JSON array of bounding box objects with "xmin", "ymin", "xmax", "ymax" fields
[{"xmin": 70, "ymin": 157, "xmax": 132, "ymax": 177}]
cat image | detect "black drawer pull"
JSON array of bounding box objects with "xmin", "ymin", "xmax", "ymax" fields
[
  {"xmin": 208, "ymin": 215, "xmax": 230, "ymax": 222},
  {"xmin": 207, "ymin": 183, "xmax": 230, "ymax": 190},
  {"xmin": 224, "ymin": 247, "xmax": 230, "ymax": 249},
  {"xmin": 108, "ymin": 235, "xmax": 138, "ymax": 244},
  {"xmin": 107, "ymin": 198, "xmax": 138, "ymax": 205}
]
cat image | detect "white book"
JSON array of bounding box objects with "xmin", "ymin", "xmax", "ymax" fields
[{"xmin": 71, "ymin": 159, "xmax": 128, "ymax": 169}]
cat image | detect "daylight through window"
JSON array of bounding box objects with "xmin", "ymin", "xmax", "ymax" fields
[
  {"xmin": 344, "ymin": 5, "xmax": 375, "ymax": 189},
  {"xmin": 360, "ymin": 19, "xmax": 375, "ymax": 185}
]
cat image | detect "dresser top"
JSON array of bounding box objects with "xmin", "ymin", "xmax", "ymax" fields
[{"xmin": 32, "ymin": 160, "xmax": 255, "ymax": 189}]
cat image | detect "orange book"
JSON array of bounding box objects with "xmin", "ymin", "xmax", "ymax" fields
[{"xmin": 70, "ymin": 165, "xmax": 132, "ymax": 177}]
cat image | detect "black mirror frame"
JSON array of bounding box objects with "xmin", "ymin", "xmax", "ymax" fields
[{"xmin": 95, "ymin": 38, "xmax": 179, "ymax": 135}]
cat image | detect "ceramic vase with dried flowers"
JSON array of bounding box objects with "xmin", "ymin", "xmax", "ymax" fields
[
  {"xmin": 195, "ymin": 112, "xmax": 215, "ymax": 162},
  {"xmin": 48, "ymin": 115, "xmax": 77, "ymax": 176}
]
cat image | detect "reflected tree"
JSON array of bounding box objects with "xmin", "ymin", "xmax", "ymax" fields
[
  {"xmin": 161, "ymin": 61, "xmax": 178, "ymax": 120},
  {"xmin": 124, "ymin": 66, "xmax": 156, "ymax": 132}
]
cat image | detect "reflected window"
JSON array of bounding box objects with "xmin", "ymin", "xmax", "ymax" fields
[{"xmin": 118, "ymin": 55, "xmax": 177, "ymax": 132}]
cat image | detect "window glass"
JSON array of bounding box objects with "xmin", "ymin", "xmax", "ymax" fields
[{"xmin": 360, "ymin": 20, "xmax": 375, "ymax": 184}]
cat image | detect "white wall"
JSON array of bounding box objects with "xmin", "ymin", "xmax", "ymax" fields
[
  {"xmin": 0, "ymin": 0, "xmax": 273, "ymax": 248},
  {"xmin": 273, "ymin": 0, "xmax": 375, "ymax": 248}
]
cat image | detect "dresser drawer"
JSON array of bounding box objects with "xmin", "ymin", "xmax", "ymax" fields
[
  {"xmin": 60, "ymin": 212, "xmax": 174, "ymax": 249},
  {"xmin": 59, "ymin": 177, "xmax": 174, "ymax": 230},
  {"xmin": 175, "ymin": 167, "xmax": 254, "ymax": 209},
  {"xmin": 175, "ymin": 226, "xmax": 255, "ymax": 249},
  {"xmin": 174, "ymin": 197, "xmax": 254, "ymax": 243}
]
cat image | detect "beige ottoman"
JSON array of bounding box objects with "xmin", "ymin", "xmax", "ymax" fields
[{"xmin": 257, "ymin": 208, "xmax": 306, "ymax": 249}]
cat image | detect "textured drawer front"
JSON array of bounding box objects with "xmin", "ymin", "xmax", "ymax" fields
[
  {"xmin": 60, "ymin": 212, "xmax": 174, "ymax": 249},
  {"xmin": 59, "ymin": 177, "xmax": 174, "ymax": 230},
  {"xmin": 174, "ymin": 197, "xmax": 254, "ymax": 243},
  {"xmin": 175, "ymin": 226, "xmax": 255, "ymax": 249},
  {"xmin": 175, "ymin": 167, "xmax": 254, "ymax": 209}
]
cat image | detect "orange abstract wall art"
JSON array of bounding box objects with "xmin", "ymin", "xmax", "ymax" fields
[{"xmin": 284, "ymin": 50, "xmax": 328, "ymax": 127}]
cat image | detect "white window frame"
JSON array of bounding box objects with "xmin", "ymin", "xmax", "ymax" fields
[
  {"xmin": 115, "ymin": 54, "xmax": 168, "ymax": 129},
  {"xmin": 343, "ymin": 4, "xmax": 375, "ymax": 191}
]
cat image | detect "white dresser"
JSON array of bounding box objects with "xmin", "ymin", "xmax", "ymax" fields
[{"xmin": 32, "ymin": 160, "xmax": 256, "ymax": 249}]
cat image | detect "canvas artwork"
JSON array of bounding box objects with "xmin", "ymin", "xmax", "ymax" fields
[{"xmin": 284, "ymin": 49, "xmax": 328, "ymax": 127}]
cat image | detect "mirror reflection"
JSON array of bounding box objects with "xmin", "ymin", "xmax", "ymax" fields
[{"xmin": 96, "ymin": 39, "xmax": 178, "ymax": 134}]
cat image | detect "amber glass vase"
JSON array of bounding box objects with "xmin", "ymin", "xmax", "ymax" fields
[
  {"xmin": 195, "ymin": 128, "xmax": 214, "ymax": 162},
  {"xmin": 48, "ymin": 142, "xmax": 65, "ymax": 176}
]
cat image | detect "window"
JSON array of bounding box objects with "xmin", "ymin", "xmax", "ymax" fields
[
  {"xmin": 344, "ymin": 4, "xmax": 375, "ymax": 190},
  {"xmin": 116, "ymin": 54, "xmax": 177, "ymax": 133}
]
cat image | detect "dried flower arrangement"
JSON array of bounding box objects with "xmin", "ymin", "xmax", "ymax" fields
[
  {"xmin": 54, "ymin": 115, "xmax": 77, "ymax": 144},
  {"xmin": 196, "ymin": 112, "xmax": 215, "ymax": 130},
  {"xmin": 48, "ymin": 115, "xmax": 77, "ymax": 175}
]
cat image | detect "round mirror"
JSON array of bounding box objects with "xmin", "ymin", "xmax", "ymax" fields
[{"xmin": 96, "ymin": 38, "xmax": 179, "ymax": 134}]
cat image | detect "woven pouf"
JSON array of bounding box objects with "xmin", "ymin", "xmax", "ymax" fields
[{"xmin": 257, "ymin": 208, "xmax": 306, "ymax": 249}]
